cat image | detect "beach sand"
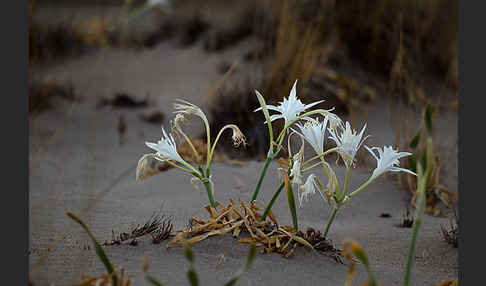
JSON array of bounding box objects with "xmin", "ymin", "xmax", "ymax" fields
[{"xmin": 29, "ymin": 15, "xmax": 457, "ymax": 285}]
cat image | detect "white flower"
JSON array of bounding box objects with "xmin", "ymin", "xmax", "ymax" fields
[
  {"xmin": 298, "ymin": 174, "xmax": 321, "ymax": 207},
  {"xmin": 254, "ymin": 80, "xmax": 324, "ymax": 126},
  {"xmin": 365, "ymin": 145, "xmax": 416, "ymax": 180},
  {"xmin": 145, "ymin": 126, "xmax": 186, "ymax": 164},
  {"xmin": 328, "ymin": 121, "xmax": 369, "ymax": 167},
  {"xmin": 295, "ymin": 117, "xmax": 328, "ymax": 155},
  {"xmin": 290, "ymin": 158, "xmax": 303, "ymax": 186}
]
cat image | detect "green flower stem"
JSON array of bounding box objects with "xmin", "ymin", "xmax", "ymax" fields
[
  {"xmin": 260, "ymin": 181, "xmax": 285, "ymax": 221},
  {"xmin": 403, "ymin": 218, "xmax": 421, "ymax": 286},
  {"xmin": 286, "ymin": 179, "xmax": 299, "ymax": 231},
  {"xmin": 348, "ymin": 176, "xmax": 375, "ymax": 198},
  {"xmin": 301, "ymin": 161, "xmax": 323, "ymax": 173},
  {"xmin": 340, "ymin": 166, "xmax": 351, "ymax": 201},
  {"xmin": 323, "ymin": 206, "xmax": 339, "ymax": 237},
  {"xmin": 302, "ymin": 147, "xmax": 339, "ymax": 167},
  {"xmin": 203, "ymin": 180, "xmax": 216, "ymax": 208},
  {"xmin": 178, "ymin": 130, "xmax": 201, "ymax": 167},
  {"xmin": 274, "ymin": 109, "xmax": 332, "ymax": 145},
  {"xmin": 403, "ymin": 164, "xmax": 426, "ymax": 286},
  {"xmin": 250, "ymin": 155, "xmax": 272, "ymax": 203},
  {"xmin": 152, "ymin": 154, "xmax": 197, "ymax": 174}
]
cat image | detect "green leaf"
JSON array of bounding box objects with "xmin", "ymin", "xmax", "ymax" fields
[
  {"xmin": 408, "ymin": 156, "xmax": 417, "ymax": 173},
  {"xmin": 350, "ymin": 245, "xmax": 377, "ymax": 286},
  {"xmin": 254, "ymin": 90, "xmax": 274, "ymax": 144},
  {"xmin": 146, "ymin": 275, "xmax": 164, "ymax": 286},
  {"xmin": 184, "ymin": 243, "xmax": 194, "ymax": 263},
  {"xmin": 421, "ymin": 145, "xmax": 428, "ymax": 172},
  {"xmin": 285, "ymin": 173, "xmax": 299, "ymax": 231},
  {"xmin": 187, "ymin": 269, "xmax": 199, "ymax": 286},
  {"xmin": 66, "ymin": 211, "xmax": 118, "ymax": 286},
  {"xmin": 424, "ymin": 138, "xmax": 435, "ymax": 189},
  {"xmin": 409, "ymin": 131, "xmax": 421, "ymax": 150},
  {"xmin": 224, "ymin": 244, "xmax": 257, "ymax": 286},
  {"xmin": 425, "ymin": 104, "xmax": 433, "ymax": 134}
]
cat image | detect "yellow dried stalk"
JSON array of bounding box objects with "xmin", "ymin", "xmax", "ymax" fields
[
  {"xmin": 75, "ymin": 267, "xmax": 131, "ymax": 286},
  {"xmin": 167, "ymin": 199, "xmax": 316, "ymax": 258}
]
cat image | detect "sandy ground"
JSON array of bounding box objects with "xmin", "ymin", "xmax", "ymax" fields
[{"xmin": 29, "ymin": 9, "xmax": 458, "ymax": 286}]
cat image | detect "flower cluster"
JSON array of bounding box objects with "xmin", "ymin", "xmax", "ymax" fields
[
  {"xmin": 136, "ymin": 80, "xmax": 416, "ymax": 238},
  {"xmin": 136, "ymin": 99, "xmax": 246, "ymax": 208},
  {"xmin": 253, "ymin": 79, "xmax": 416, "ymax": 236}
]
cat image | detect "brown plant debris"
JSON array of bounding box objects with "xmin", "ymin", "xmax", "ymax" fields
[
  {"xmin": 437, "ymin": 279, "xmax": 459, "ymax": 286},
  {"xmin": 29, "ymin": 80, "xmax": 78, "ymax": 114},
  {"xmin": 138, "ymin": 111, "xmax": 165, "ymax": 124},
  {"xmin": 75, "ymin": 267, "xmax": 131, "ymax": 286},
  {"xmin": 441, "ymin": 221, "xmax": 458, "ymax": 248},
  {"xmin": 103, "ymin": 212, "xmax": 173, "ymax": 246},
  {"xmin": 397, "ymin": 208, "xmax": 414, "ymax": 228},
  {"xmin": 167, "ymin": 199, "xmax": 343, "ymax": 260},
  {"xmin": 310, "ymin": 67, "xmax": 377, "ymax": 110},
  {"xmin": 97, "ymin": 93, "xmax": 149, "ymax": 109}
]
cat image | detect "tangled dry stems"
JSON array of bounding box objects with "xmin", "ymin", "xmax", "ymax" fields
[{"xmin": 167, "ymin": 199, "xmax": 342, "ymax": 260}]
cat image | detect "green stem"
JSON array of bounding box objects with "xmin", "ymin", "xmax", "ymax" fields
[
  {"xmin": 340, "ymin": 166, "xmax": 351, "ymax": 201},
  {"xmin": 323, "ymin": 207, "xmax": 339, "ymax": 237},
  {"xmin": 286, "ymin": 181, "xmax": 298, "ymax": 231},
  {"xmin": 301, "ymin": 161, "xmax": 323, "ymax": 173},
  {"xmin": 250, "ymin": 155, "xmax": 272, "ymax": 203},
  {"xmin": 203, "ymin": 180, "xmax": 216, "ymax": 208},
  {"xmin": 348, "ymin": 176, "xmax": 375, "ymax": 198},
  {"xmin": 260, "ymin": 181, "xmax": 285, "ymax": 221},
  {"xmin": 403, "ymin": 219, "xmax": 421, "ymax": 286},
  {"xmin": 302, "ymin": 147, "xmax": 339, "ymax": 167}
]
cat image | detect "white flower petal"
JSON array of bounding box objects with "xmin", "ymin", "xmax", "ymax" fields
[
  {"xmin": 367, "ymin": 145, "xmax": 416, "ymax": 179},
  {"xmin": 328, "ymin": 121, "xmax": 368, "ymax": 167}
]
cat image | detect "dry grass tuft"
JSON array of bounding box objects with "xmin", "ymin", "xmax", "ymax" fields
[{"xmin": 103, "ymin": 211, "xmax": 174, "ymax": 246}]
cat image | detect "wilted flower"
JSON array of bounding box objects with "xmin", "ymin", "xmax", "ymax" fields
[
  {"xmin": 298, "ymin": 174, "xmax": 321, "ymax": 207},
  {"xmin": 290, "ymin": 159, "xmax": 303, "ymax": 186},
  {"xmin": 226, "ymin": 124, "xmax": 246, "ymax": 147},
  {"xmin": 365, "ymin": 145, "xmax": 416, "ymax": 180},
  {"xmin": 173, "ymin": 99, "xmax": 208, "ymax": 123},
  {"xmin": 295, "ymin": 117, "xmax": 328, "ymax": 155},
  {"xmin": 145, "ymin": 127, "xmax": 186, "ymax": 164},
  {"xmin": 328, "ymin": 121, "xmax": 369, "ymax": 167},
  {"xmin": 254, "ymin": 80, "xmax": 324, "ymax": 126},
  {"xmin": 326, "ymin": 112, "xmax": 344, "ymax": 132}
]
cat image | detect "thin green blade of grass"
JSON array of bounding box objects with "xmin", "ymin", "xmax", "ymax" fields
[
  {"xmin": 66, "ymin": 211, "xmax": 118, "ymax": 286},
  {"xmin": 224, "ymin": 244, "xmax": 257, "ymax": 286},
  {"xmin": 146, "ymin": 275, "xmax": 164, "ymax": 286}
]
